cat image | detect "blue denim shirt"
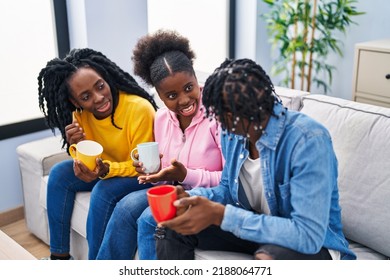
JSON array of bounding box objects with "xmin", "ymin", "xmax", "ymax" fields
[{"xmin": 189, "ymin": 103, "xmax": 356, "ymax": 260}]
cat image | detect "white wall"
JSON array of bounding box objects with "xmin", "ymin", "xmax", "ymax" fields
[{"xmin": 68, "ymin": 0, "xmax": 148, "ymax": 76}]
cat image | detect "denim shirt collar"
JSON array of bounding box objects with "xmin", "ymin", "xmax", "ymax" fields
[{"xmin": 257, "ymin": 102, "xmax": 287, "ymax": 151}]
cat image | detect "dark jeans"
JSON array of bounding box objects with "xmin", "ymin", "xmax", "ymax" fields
[{"xmin": 156, "ymin": 225, "xmax": 332, "ymax": 260}]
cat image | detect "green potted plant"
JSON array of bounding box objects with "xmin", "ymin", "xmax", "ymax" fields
[{"xmin": 261, "ymin": 0, "xmax": 364, "ymax": 93}]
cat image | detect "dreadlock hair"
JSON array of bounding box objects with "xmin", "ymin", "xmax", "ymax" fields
[
  {"xmin": 37, "ymin": 48, "xmax": 158, "ymax": 151},
  {"xmin": 132, "ymin": 29, "xmax": 196, "ymax": 87},
  {"xmin": 202, "ymin": 58, "xmax": 281, "ymax": 137}
]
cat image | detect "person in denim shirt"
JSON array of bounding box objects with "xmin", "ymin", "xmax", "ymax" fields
[{"xmin": 156, "ymin": 58, "xmax": 356, "ymax": 260}]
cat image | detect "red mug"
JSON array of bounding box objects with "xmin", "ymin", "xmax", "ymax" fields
[{"xmin": 147, "ymin": 185, "xmax": 177, "ymax": 223}]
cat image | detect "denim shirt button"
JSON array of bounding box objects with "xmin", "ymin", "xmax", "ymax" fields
[
  {"xmin": 236, "ymin": 202, "xmax": 240, "ymax": 206},
  {"xmin": 234, "ymin": 179, "xmax": 238, "ymax": 184},
  {"xmin": 239, "ymin": 154, "xmax": 244, "ymax": 159}
]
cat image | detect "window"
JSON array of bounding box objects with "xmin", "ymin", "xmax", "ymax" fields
[
  {"xmin": 0, "ymin": 0, "xmax": 69, "ymax": 140},
  {"xmin": 147, "ymin": 0, "xmax": 234, "ymax": 76}
]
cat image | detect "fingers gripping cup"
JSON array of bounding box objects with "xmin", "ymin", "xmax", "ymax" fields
[
  {"xmin": 130, "ymin": 142, "xmax": 160, "ymax": 174},
  {"xmin": 147, "ymin": 185, "xmax": 177, "ymax": 223},
  {"xmin": 69, "ymin": 140, "xmax": 103, "ymax": 170}
]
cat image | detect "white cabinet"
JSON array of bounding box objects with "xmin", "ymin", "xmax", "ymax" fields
[{"xmin": 352, "ymin": 39, "xmax": 390, "ymax": 108}]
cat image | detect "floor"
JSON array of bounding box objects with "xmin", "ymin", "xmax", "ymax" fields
[{"xmin": 0, "ymin": 219, "xmax": 50, "ymax": 259}]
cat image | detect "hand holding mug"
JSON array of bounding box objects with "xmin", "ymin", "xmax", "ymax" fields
[
  {"xmin": 69, "ymin": 140, "xmax": 103, "ymax": 170},
  {"xmin": 131, "ymin": 142, "xmax": 160, "ymax": 174},
  {"xmin": 132, "ymin": 153, "xmax": 163, "ymax": 175},
  {"xmin": 147, "ymin": 185, "xmax": 177, "ymax": 223},
  {"xmin": 159, "ymin": 196, "xmax": 226, "ymax": 235},
  {"xmin": 173, "ymin": 185, "xmax": 190, "ymax": 217},
  {"xmin": 73, "ymin": 157, "xmax": 106, "ymax": 182}
]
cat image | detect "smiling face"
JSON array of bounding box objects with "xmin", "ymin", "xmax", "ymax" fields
[
  {"xmin": 156, "ymin": 71, "xmax": 200, "ymax": 130},
  {"xmin": 67, "ymin": 67, "xmax": 113, "ymax": 120}
]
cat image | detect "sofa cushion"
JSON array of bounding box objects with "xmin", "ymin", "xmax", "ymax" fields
[
  {"xmin": 71, "ymin": 192, "xmax": 90, "ymax": 238},
  {"xmin": 195, "ymin": 249, "xmax": 252, "ymax": 260},
  {"xmin": 348, "ymin": 241, "xmax": 388, "ymax": 260},
  {"xmin": 300, "ymin": 95, "xmax": 390, "ymax": 258}
]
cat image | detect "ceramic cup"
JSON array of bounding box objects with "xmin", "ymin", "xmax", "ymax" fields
[
  {"xmin": 130, "ymin": 142, "xmax": 160, "ymax": 174},
  {"xmin": 69, "ymin": 140, "xmax": 103, "ymax": 171},
  {"xmin": 147, "ymin": 185, "xmax": 177, "ymax": 223}
]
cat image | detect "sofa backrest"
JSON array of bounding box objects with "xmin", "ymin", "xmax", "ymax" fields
[
  {"xmin": 275, "ymin": 86, "xmax": 308, "ymax": 111},
  {"xmin": 300, "ymin": 94, "xmax": 390, "ymax": 257}
]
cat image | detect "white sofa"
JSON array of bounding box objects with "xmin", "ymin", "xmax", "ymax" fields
[{"xmin": 17, "ymin": 87, "xmax": 390, "ymax": 260}]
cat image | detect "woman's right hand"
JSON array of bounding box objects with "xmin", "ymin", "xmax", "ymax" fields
[
  {"xmin": 65, "ymin": 116, "xmax": 85, "ymax": 145},
  {"xmin": 132, "ymin": 153, "xmax": 144, "ymax": 173},
  {"xmin": 133, "ymin": 153, "xmax": 163, "ymax": 176}
]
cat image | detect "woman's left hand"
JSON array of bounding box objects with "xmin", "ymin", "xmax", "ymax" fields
[{"xmin": 159, "ymin": 196, "xmax": 225, "ymax": 235}]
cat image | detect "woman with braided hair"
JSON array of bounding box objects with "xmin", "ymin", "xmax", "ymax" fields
[
  {"xmin": 155, "ymin": 58, "xmax": 356, "ymax": 260},
  {"xmin": 37, "ymin": 48, "xmax": 157, "ymax": 260},
  {"xmin": 95, "ymin": 29, "xmax": 223, "ymax": 259}
]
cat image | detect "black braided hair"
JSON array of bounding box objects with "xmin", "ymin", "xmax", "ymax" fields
[
  {"xmin": 37, "ymin": 48, "xmax": 158, "ymax": 151},
  {"xmin": 132, "ymin": 29, "xmax": 196, "ymax": 87},
  {"xmin": 202, "ymin": 58, "xmax": 281, "ymax": 135}
]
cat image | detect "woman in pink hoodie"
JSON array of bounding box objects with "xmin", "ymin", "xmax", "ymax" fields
[{"xmin": 95, "ymin": 29, "xmax": 224, "ymax": 259}]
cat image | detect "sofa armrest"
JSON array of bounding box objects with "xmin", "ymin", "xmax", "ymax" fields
[
  {"xmin": 17, "ymin": 135, "xmax": 71, "ymax": 244},
  {"xmin": 17, "ymin": 135, "xmax": 70, "ymax": 177}
]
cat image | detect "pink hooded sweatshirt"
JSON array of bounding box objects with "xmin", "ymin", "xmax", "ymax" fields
[{"xmin": 154, "ymin": 98, "xmax": 224, "ymax": 189}]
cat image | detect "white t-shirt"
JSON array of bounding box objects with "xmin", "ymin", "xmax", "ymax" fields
[{"xmin": 239, "ymin": 156, "xmax": 270, "ymax": 214}]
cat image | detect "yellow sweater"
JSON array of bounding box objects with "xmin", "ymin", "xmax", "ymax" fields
[{"xmin": 74, "ymin": 91, "xmax": 155, "ymax": 178}]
